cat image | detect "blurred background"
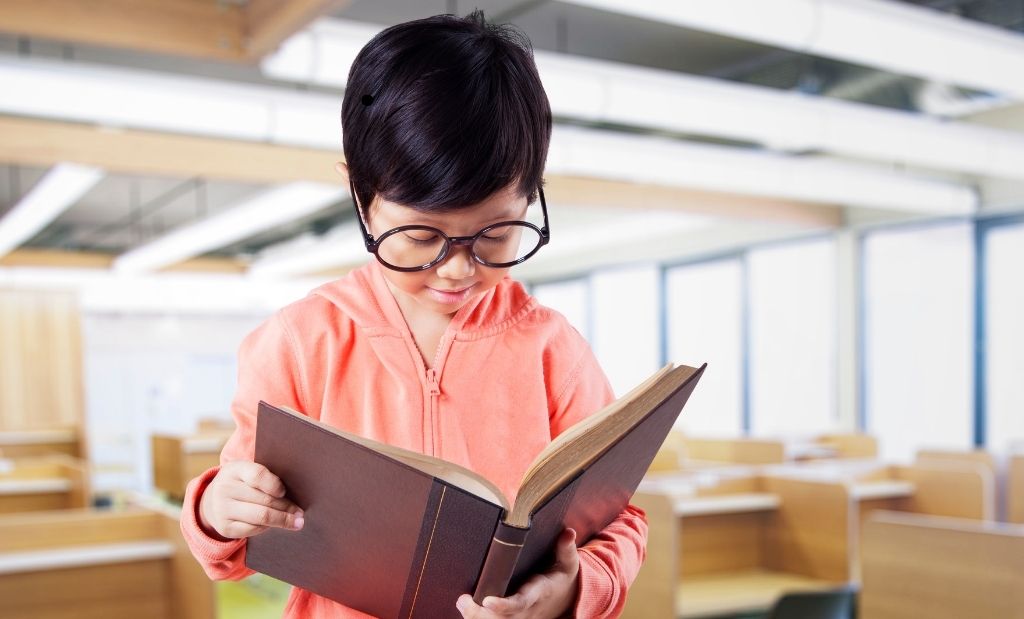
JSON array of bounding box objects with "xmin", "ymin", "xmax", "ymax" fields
[{"xmin": 0, "ymin": 1, "xmax": 1022, "ymax": 618}]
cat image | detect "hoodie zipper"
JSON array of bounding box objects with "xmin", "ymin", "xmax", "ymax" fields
[
  {"xmin": 425, "ymin": 367, "xmax": 441, "ymax": 455},
  {"xmin": 417, "ymin": 328, "xmax": 458, "ymax": 457}
]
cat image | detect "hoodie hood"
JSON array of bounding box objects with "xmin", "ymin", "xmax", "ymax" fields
[{"xmin": 310, "ymin": 260, "xmax": 537, "ymax": 338}]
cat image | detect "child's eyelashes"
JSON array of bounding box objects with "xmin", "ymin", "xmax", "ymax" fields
[
  {"xmin": 402, "ymin": 231, "xmax": 442, "ymax": 245},
  {"xmin": 479, "ymin": 232, "xmax": 511, "ymax": 243}
]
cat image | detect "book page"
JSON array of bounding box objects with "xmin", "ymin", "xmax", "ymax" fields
[{"xmin": 278, "ymin": 406, "xmax": 510, "ymax": 510}]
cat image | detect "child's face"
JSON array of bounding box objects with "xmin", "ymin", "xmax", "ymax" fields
[{"xmin": 366, "ymin": 185, "xmax": 530, "ymax": 318}]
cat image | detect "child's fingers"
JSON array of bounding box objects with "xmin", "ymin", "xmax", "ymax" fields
[
  {"xmin": 554, "ymin": 528, "xmax": 579, "ymax": 571},
  {"xmin": 482, "ymin": 588, "xmax": 537, "ymax": 613},
  {"xmin": 456, "ymin": 594, "xmax": 502, "ymax": 619},
  {"xmin": 220, "ymin": 520, "xmax": 269, "ymax": 539},
  {"xmin": 235, "ymin": 461, "xmax": 287, "ymax": 498},
  {"xmin": 228, "ymin": 484, "xmax": 302, "ymax": 516},
  {"xmin": 228, "ymin": 501, "xmax": 304, "ymax": 531}
]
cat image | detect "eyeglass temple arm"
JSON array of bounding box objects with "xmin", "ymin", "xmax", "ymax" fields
[{"xmin": 349, "ymin": 179, "xmax": 377, "ymax": 246}]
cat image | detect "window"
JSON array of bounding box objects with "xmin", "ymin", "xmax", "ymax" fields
[
  {"xmin": 863, "ymin": 223, "xmax": 974, "ymax": 462},
  {"xmin": 590, "ymin": 265, "xmax": 660, "ymax": 397},
  {"xmin": 748, "ymin": 238, "xmax": 838, "ymax": 436},
  {"xmin": 984, "ymin": 221, "xmax": 1024, "ymax": 453},
  {"xmin": 532, "ymin": 278, "xmax": 589, "ymax": 339},
  {"xmin": 665, "ymin": 258, "xmax": 744, "ymax": 435}
]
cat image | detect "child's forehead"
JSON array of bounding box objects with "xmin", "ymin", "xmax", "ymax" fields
[{"xmin": 374, "ymin": 191, "xmax": 529, "ymax": 227}]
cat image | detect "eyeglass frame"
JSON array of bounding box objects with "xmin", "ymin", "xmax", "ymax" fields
[{"xmin": 348, "ymin": 179, "xmax": 551, "ymax": 272}]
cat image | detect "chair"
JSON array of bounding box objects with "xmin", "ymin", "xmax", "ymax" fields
[{"xmin": 765, "ymin": 587, "xmax": 857, "ymax": 619}]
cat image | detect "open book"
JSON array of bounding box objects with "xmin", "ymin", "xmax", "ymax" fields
[{"xmin": 246, "ymin": 362, "xmax": 705, "ymax": 618}]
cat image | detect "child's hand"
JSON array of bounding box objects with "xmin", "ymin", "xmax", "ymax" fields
[
  {"xmin": 456, "ymin": 529, "xmax": 579, "ymax": 619},
  {"xmin": 198, "ymin": 460, "xmax": 304, "ymax": 540}
]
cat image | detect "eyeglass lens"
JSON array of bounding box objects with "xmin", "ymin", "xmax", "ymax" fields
[{"xmin": 377, "ymin": 223, "xmax": 542, "ymax": 269}]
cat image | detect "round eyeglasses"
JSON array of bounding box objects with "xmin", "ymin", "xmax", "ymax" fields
[{"xmin": 349, "ymin": 181, "xmax": 551, "ymax": 272}]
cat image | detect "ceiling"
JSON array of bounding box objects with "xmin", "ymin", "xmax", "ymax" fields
[{"xmin": 0, "ymin": 0, "xmax": 1022, "ymax": 276}]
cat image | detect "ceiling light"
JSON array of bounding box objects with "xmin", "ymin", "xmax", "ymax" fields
[
  {"xmin": 0, "ymin": 163, "xmax": 104, "ymax": 259},
  {"xmin": 113, "ymin": 182, "xmax": 345, "ymax": 275}
]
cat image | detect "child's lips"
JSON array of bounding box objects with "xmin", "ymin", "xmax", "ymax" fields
[{"xmin": 426, "ymin": 284, "xmax": 475, "ymax": 304}]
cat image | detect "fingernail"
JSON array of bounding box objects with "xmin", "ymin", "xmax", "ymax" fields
[
  {"xmin": 292, "ymin": 516, "xmax": 304, "ymax": 530},
  {"xmin": 456, "ymin": 596, "xmax": 469, "ymax": 612}
]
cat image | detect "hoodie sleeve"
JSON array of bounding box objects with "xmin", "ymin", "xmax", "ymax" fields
[
  {"xmin": 180, "ymin": 311, "xmax": 309, "ymax": 581},
  {"xmin": 548, "ymin": 327, "xmax": 649, "ymax": 619}
]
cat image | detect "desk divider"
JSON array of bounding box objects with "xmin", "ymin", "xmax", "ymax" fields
[
  {"xmin": 861, "ymin": 511, "xmax": 1024, "ymax": 619},
  {"xmin": 1010, "ymin": 455, "xmax": 1024, "ymax": 524}
]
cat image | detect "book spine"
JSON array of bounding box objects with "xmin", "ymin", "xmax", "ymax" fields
[{"xmin": 472, "ymin": 522, "xmax": 530, "ymax": 604}]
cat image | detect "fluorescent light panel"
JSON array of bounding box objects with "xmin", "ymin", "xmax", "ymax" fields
[
  {"xmin": 0, "ymin": 163, "xmax": 104, "ymax": 258},
  {"xmin": 113, "ymin": 182, "xmax": 345, "ymax": 275},
  {"xmin": 560, "ymin": 0, "xmax": 1024, "ymax": 99},
  {"xmin": 247, "ymin": 221, "xmax": 367, "ymax": 278}
]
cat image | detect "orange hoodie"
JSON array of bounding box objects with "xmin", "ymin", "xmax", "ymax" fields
[{"xmin": 180, "ymin": 260, "xmax": 648, "ymax": 618}]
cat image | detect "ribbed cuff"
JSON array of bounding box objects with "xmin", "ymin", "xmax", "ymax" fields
[{"xmin": 179, "ymin": 466, "xmax": 246, "ymax": 563}]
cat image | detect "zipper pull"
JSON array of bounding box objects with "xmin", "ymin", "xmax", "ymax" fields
[{"xmin": 426, "ymin": 368, "xmax": 441, "ymax": 396}]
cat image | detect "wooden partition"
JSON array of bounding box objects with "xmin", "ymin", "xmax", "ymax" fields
[
  {"xmin": 1011, "ymin": 455, "xmax": 1024, "ymax": 524},
  {"xmin": 681, "ymin": 438, "xmax": 787, "ymax": 465},
  {"xmin": 0, "ymin": 455, "xmax": 90, "ymax": 513},
  {"xmin": 152, "ymin": 431, "xmax": 231, "ymax": 500},
  {"xmin": 0, "ymin": 506, "xmax": 215, "ymax": 619},
  {"xmin": 846, "ymin": 461, "xmax": 994, "ymax": 524},
  {"xmin": 0, "ymin": 290, "xmax": 84, "ymax": 432},
  {"xmin": 623, "ymin": 471, "xmax": 852, "ymax": 618},
  {"xmin": 861, "ymin": 511, "xmax": 1024, "ymax": 619},
  {"xmin": 916, "ymin": 448, "xmax": 997, "ymax": 477}
]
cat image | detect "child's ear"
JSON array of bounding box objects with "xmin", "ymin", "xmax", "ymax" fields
[{"xmin": 334, "ymin": 162, "xmax": 349, "ymax": 182}]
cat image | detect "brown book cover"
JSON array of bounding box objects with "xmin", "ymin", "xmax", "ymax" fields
[{"xmin": 246, "ymin": 362, "xmax": 705, "ymax": 618}]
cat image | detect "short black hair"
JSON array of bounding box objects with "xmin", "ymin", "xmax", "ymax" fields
[{"xmin": 341, "ymin": 11, "xmax": 551, "ymax": 216}]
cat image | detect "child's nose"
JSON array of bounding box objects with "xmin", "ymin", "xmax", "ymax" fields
[{"xmin": 435, "ymin": 244, "xmax": 476, "ymax": 279}]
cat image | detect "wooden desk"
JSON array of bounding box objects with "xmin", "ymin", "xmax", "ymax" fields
[
  {"xmin": 623, "ymin": 472, "xmax": 850, "ymax": 618},
  {"xmin": 861, "ymin": 511, "xmax": 1024, "ymax": 619},
  {"xmin": 1010, "ymin": 455, "xmax": 1024, "ymax": 524},
  {"xmin": 0, "ymin": 455, "xmax": 90, "ymax": 513},
  {"xmin": 0, "ymin": 429, "xmax": 82, "ymax": 459},
  {"xmin": 151, "ymin": 432, "xmax": 230, "ymax": 500},
  {"xmin": 681, "ymin": 437, "xmax": 786, "ymax": 465},
  {"xmin": 675, "ymin": 434, "xmax": 878, "ymax": 469},
  {"xmin": 814, "ymin": 433, "xmax": 878, "ymax": 459},
  {"xmin": 0, "ymin": 506, "xmax": 215, "ymax": 619}
]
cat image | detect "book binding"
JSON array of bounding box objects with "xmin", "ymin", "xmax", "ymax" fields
[{"xmin": 472, "ymin": 522, "xmax": 530, "ymax": 604}]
